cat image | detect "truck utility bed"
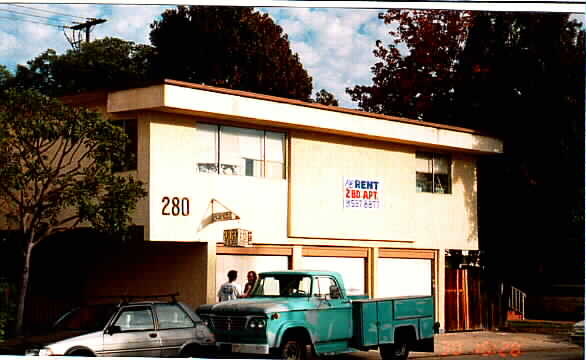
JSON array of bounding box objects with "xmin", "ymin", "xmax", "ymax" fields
[{"xmin": 352, "ymin": 296, "xmax": 435, "ymax": 349}]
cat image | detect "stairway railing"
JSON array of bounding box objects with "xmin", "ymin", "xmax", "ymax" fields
[{"xmin": 509, "ymin": 286, "xmax": 527, "ymax": 319}]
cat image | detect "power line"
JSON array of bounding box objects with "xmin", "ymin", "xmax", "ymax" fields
[
  {"xmin": 7, "ymin": 4, "xmax": 87, "ymax": 21},
  {"xmin": 0, "ymin": 4, "xmax": 107, "ymax": 50},
  {"xmin": 0, "ymin": 8, "xmax": 69, "ymax": 24},
  {"xmin": 0, "ymin": 14, "xmax": 68, "ymax": 29}
]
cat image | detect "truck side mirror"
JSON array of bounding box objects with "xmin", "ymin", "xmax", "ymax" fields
[{"xmin": 329, "ymin": 285, "xmax": 342, "ymax": 299}]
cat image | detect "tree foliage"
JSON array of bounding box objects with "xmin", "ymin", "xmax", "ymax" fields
[
  {"xmin": 314, "ymin": 89, "xmax": 339, "ymax": 106},
  {"xmin": 0, "ymin": 88, "xmax": 147, "ymax": 334},
  {"xmin": 6, "ymin": 38, "xmax": 156, "ymax": 97},
  {"xmin": 149, "ymin": 6, "xmax": 313, "ymax": 101},
  {"xmin": 347, "ymin": 10, "xmax": 473, "ymax": 120},
  {"xmin": 347, "ymin": 10, "xmax": 585, "ymax": 299}
]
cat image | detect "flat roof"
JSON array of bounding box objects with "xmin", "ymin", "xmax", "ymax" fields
[{"xmin": 103, "ymin": 79, "xmax": 502, "ymax": 154}]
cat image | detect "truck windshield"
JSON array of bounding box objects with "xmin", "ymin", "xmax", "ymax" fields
[{"xmin": 251, "ymin": 275, "xmax": 312, "ymax": 297}]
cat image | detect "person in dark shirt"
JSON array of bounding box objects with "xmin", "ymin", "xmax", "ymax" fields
[{"xmin": 243, "ymin": 270, "xmax": 257, "ymax": 297}]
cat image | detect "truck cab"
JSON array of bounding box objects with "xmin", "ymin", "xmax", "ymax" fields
[{"xmin": 197, "ymin": 270, "xmax": 434, "ymax": 360}]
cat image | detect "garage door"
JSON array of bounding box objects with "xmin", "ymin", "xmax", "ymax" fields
[
  {"xmin": 302, "ymin": 257, "xmax": 365, "ymax": 295},
  {"xmin": 216, "ymin": 255, "xmax": 288, "ymax": 295},
  {"xmin": 377, "ymin": 258, "xmax": 432, "ymax": 297}
]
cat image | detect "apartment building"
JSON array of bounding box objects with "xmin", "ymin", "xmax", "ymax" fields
[{"xmin": 61, "ymin": 79, "xmax": 502, "ymax": 331}]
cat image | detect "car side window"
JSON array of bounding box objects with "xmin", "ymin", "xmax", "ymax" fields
[
  {"xmin": 155, "ymin": 304, "xmax": 194, "ymax": 330},
  {"xmin": 313, "ymin": 277, "xmax": 342, "ymax": 299},
  {"xmin": 113, "ymin": 306, "xmax": 155, "ymax": 332}
]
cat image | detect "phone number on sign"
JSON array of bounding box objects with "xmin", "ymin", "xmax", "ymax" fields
[{"xmin": 344, "ymin": 199, "xmax": 381, "ymax": 209}]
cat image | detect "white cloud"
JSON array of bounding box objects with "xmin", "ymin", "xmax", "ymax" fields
[
  {"xmin": 93, "ymin": 5, "xmax": 170, "ymax": 45},
  {"xmin": 263, "ymin": 7, "xmax": 388, "ymax": 108},
  {"xmin": 290, "ymin": 41, "xmax": 321, "ymax": 67},
  {"xmin": 0, "ymin": 32, "xmax": 18, "ymax": 54},
  {"xmin": 0, "ymin": 4, "xmax": 171, "ymax": 72}
]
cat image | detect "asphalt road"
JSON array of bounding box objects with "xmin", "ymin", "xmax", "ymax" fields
[{"xmin": 334, "ymin": 347, "xmax": 584, "ymax": 360}]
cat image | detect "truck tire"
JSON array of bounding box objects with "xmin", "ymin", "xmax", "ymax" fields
[
  {"xmin": 281, "ymin": 339, "xmax": 309, "ymax": 360},
  {"xmin": 379, "ymin": 343, "xmax": 409, "ymax": 360}
]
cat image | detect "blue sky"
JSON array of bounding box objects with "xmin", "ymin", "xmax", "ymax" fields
[
  {"xmin": 0, "ymin": 4, "xmax": 393, "ymax": 108},
  {"xmin": 0, "ymin": 4, "xmax": 583, "ymax": 108}
]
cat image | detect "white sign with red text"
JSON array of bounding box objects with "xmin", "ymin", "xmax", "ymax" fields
[{"xmin": 343, "ymin": 178, "xmax": 382, "ymax": 209}]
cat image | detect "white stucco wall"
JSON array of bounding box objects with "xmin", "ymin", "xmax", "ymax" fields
[
  {"xmin": 289, "ymin": 131, "xmax": 479, "ymax": 250},
  {"xmin": 145, "ymin": 113, "xmax": 288, "ymax": 243}
]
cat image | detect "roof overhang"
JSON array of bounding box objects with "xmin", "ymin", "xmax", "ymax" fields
[{"xmin": 107, "ymin": 80, "xmax": 503, "ymax": 155}]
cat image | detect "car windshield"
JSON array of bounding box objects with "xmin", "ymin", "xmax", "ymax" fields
[
  {"xmin": 53, "ymin": 304, "xmax": 118, "ymax": 332},
  {"xmin": 251, "ymin": 275, "xmax": 312, "ymax": 297}
]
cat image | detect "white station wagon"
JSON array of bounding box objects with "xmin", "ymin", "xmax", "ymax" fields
[{"xmin": 22, "ymin": 296, "xmax": 215, "ymax": 357}]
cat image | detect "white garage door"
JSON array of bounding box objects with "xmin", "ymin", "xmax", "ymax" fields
[
  {"xmin": 216, "ymin": 255, "xmax": 288, "ymax": 295},
  {"xmin": 302, "ymin": 257, "xmax": 365, "ymax": 295},
  {"xmin": 377, "ymin": 258, "xmax": 432, "ymax": 297}
]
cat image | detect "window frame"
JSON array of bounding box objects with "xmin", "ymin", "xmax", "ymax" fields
[
  {"xmin": 111, "ymin": 305, "xmax": 156, "ymax": 333},
  {"xmin": 312, "ymin": 276, "xmax": 342, "ymax": 299},
  {"xmin": 154, "ymin": 303, "xmax": 195, "ymax": 330},
  {"xmin": 113, "ymin": 119, "xmax": 138, "ymax": 172},
  {"xmin": 195, "ymin": 123, "xmax": 287, "ymax": 179},
  {"xmin": 416, "ymin": 151, "xmax": 452, "ymax": 194}
]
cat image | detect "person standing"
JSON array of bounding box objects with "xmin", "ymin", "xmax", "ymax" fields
[
  {"xmin": 243, "ymin": 271, "xmax": 257, "ymax": 297},
  {"xmin": 218, "ymin": 270, "xmax": 242, "ymax": 302}
]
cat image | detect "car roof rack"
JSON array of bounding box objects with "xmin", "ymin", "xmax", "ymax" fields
[
  {"xmin": 88, "ymin": 293, "xmax": 180, "ymax": 305},
  {"xmin": 119, "ymin": 293, "xmax": 180, "ymax": 304}
]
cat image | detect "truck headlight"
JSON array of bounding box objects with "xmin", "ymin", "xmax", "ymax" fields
[{"xmin": 248, "ymin": 318, "xmax": 266, "ymax": 329}]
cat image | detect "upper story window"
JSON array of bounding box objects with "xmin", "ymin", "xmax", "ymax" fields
[
  {"xmin": 196, "ymin": 123, "xmax": 286, "ymax": 179},
  {"xmin": 113, "ymin": 119, "xmax": 138, "ymax": 172},
  {"xmin": 416, "ymin": 151, "xmax": 451, "ymax": 194}
]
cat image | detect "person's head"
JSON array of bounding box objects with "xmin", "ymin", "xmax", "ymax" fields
[
  {"xmin": 228, "ymin": 270, "xmax": 238, "ymax": 282},
  {"xmin": 247, "ymin": 271, "xmax": 257, "ymax": 283}
]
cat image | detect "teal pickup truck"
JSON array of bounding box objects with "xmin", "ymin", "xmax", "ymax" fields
[{"xmin": 197, "ymin": 270, "xmax": 435, "ymax": 360}]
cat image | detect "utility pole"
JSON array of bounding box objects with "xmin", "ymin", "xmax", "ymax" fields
[{"xmin": 65, "ymin": 18, "xmax": 107, "ymax": 50}]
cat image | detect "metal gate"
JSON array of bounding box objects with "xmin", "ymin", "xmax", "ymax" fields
[{"xmin": 445, "ymin": 268, "xmax": 486, "ymax": 331}]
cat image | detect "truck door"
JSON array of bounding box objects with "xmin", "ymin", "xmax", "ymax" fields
[{"xmin": 311, "ymin": 276, "xmax": 353, "ymax": 345}]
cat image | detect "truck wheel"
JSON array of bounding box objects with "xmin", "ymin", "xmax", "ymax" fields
[
  {"xmin": 380, "ymin": 343, "xmax": 409, "ymax": 360},
  {"xmin": 281, "ymin": 339, "xmax": 308, "ymax": 360}
]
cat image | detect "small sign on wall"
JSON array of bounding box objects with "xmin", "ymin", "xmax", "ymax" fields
[
  {"xmin": 223, "ymin": 228, "xmax": 253, "ymax": 247},
  {"xmin": 343, "ymin": 178, "xmax": 382, "ymax": 209}
]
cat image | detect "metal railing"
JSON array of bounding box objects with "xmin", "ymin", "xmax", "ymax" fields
[{"xmin": 509, "ymin": 286, "xmax": 527, "ymax": 319}]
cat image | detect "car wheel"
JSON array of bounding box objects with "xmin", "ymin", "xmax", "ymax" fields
[
  {"xmin": 180, "ymin": 344, "xmax": 203, "ymax": 358},
  {"xmin": 68, "ymin": 349, "xmax": 95, "ymax": 357}
]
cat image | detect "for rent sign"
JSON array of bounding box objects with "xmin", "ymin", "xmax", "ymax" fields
[{"xmin": 344, "ymin": 178, "xmax": 381, "ymax": 209}]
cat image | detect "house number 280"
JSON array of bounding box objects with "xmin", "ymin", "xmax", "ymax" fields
[{"xmin": 161, "ymin": 197, "xmax": 190, "ymax": 216}]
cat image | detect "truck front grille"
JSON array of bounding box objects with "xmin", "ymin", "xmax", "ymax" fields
[{"xmin": 212, "ymin": 316, "xmax": 247, "ymax": 331}]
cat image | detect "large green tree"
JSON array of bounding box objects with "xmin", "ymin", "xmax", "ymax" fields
[
  {"xmin": 347, "ymin": 10, "xmax": 584, "ymax": 319},
  {"xmin": 8, "ymin": 37, "xmax": 156, "ymax": 97},
  {"xmin": 149, "ymin": 6, "xmax": 313, "ymax": 101},
  {"xmin": 347, "ymin": 10, "xmax": 473, "ymax": 121},
  {"xmin": 0, "ymin": 89, "xmax": 147, "ymax": 335}
]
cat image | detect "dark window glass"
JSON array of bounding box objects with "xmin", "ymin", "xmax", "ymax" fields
[
  {"xmin": 113, "ymin": 119, "xmax": 138, "ymax": 172},
  {"xmin": 53, "ymin": 304, "xmax": 117, "ymax": 331},
  {"xmin": 416, "ymin": 152, "xmax": 451, "ymax": 194}
]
